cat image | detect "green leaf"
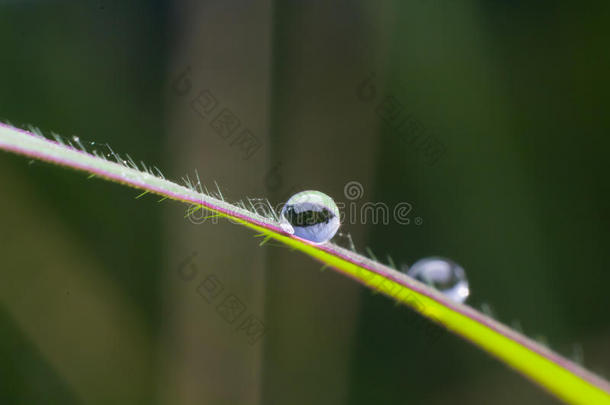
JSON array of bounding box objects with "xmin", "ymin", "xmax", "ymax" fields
[{"xmin": 1, "ymin": 122, "xmax": 609, "ymax": 405}]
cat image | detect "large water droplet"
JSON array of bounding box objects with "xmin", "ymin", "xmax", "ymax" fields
[
  {"xmin": 280, "ymin": 190, "xmax": 340, "ymax": 244},
  {"xmin": 406, "ymin": 257, "xmax": 469, "ymax": 303}
]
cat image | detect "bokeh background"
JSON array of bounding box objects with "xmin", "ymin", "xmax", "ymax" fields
[{"xmin": 1, "ymin": 1, "xmax": 609, "ymax": 404}]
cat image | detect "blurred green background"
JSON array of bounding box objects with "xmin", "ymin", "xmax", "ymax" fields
[{"xmin": 0, "ymin": 1, "xmax": 609, "ymax": 404}]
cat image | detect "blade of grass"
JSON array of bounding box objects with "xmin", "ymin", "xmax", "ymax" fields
[{"xmin": 1, "ymin": 122, "xmax": 609, "ymax": 405}]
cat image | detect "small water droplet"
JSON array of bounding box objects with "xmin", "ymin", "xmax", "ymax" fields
[
  {"xmin": 407, "ymin": 257, "xmax": 469, "ymax": 303},
  {"xmin": 72, "ymin": 136, "xmax": 80, "ymax": 142},
  {"xmin": 280, "ymin": 190, "xmax": 340, "ymax": 244}
]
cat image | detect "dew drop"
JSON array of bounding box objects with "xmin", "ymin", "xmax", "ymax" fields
[
  {"xmin": 72, "ymin": 136, "xmax": 80, "ymax": 142},
  {"xmin": 280, "ymin": 190, "xmax": 340, "ymax": 244},
  {"xmin": 407, "ymin": 257, "xmax": 470, "ymax": 303}
]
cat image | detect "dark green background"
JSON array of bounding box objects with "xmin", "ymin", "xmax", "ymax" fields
[{"xmin": 0, "ymin": 1, "xmax": 608, "ymax": 404}]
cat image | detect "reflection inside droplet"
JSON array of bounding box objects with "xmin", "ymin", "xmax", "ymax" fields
[
  {"xmin": 406, "ymin": 257, "xmax": 470, "ymax": 303},
  {"xmin": 279, "ymin": 190, "xmax": 340, "ymax": 244}
]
